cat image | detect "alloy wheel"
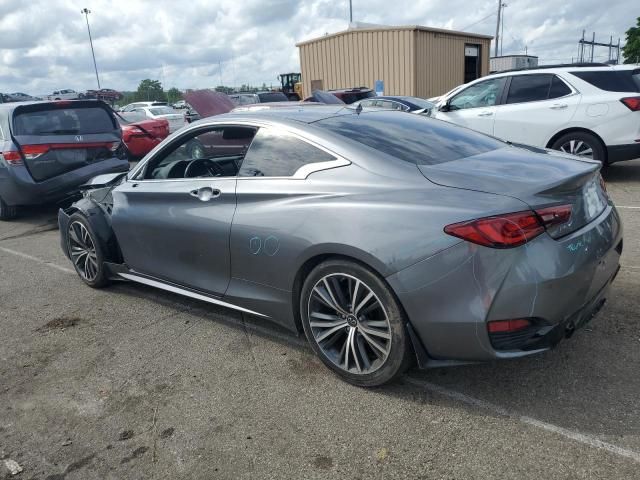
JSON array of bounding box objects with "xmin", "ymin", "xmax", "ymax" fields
[
  {"xmin": 68, "ymin": 221, "xmax": 99, "ymax": 281},
  {"xmin": 559, "ymin": 139, "xmax": 593, "ymax": 158},
  {"xmin": 307, "ymin": 273, "xmax": 392, "ymax": 374}
]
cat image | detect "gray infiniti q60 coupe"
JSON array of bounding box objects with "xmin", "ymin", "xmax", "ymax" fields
[{"xmin": 58, "ymin": 106, "xmax": 622, "ymax": 386}]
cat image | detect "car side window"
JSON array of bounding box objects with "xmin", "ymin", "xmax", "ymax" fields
[
  {"xmin": 506, "ymin": 74, "xmax": 554, "ymax": 104},
  {"xmin": 449, "ymin": 78, "xmax": 506, "ymax": 110},
  {"xmin": 142, "ymin": 126, "xmax": 257, "ymax": 180},
  {"xmin": 238, "ymin": 128, "xmax": 336, "ymax": 177},
  {"xmin": 549, "ymin": 75, "xmax": 572, "ymax": 99}
]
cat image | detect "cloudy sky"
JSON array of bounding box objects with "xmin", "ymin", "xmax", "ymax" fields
[{"xmin": 0, "ymin": 0, "xmax": 633, "ymax": 95}]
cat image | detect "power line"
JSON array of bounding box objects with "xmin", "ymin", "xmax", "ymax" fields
[{"xmin": 460, "ymin": 12, "xmax": 496, "ymax": 32}]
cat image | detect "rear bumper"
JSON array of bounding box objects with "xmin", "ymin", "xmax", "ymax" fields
[
  {"xmin": 0, "ymin": 158, "xmax": 128, "ymax": 206},
  {"xmin": 607, "ymin": 142, "xmax": 640, "ymax": 163},
  {"xmin": 388, "ymin": 203, "xmax": 623, "ymax": 363}
]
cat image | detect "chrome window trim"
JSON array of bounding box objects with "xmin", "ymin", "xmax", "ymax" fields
[{"xmin": 127, "ymin": 119, "xmax": 351, "ymax": 183}]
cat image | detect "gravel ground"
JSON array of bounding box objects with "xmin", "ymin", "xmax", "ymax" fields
[{"xmin": 1, "ymin": 160, "xmax": 639, "ymax": 479}]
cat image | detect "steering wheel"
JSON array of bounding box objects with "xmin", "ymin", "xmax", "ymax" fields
[{"xmin": 184, "ymin": 158, "xmax": 225, "ymax": 178}]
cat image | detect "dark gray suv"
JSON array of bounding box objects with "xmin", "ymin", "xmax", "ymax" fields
[{"xmin": 0, "ymin": 100, "xmax": 129, "ymax": 220}]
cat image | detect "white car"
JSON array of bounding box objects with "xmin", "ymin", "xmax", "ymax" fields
[
  {"xmin": 432, "ymin": 64, "xmax": 640, "ymax": 165},
  {"xmin": 47, "ymin": 89, "xmax": 79, "ymax": 100},
  {"xmin": 131, "ymin": 105, "xmax": 185, "ymax": 133},
  {"xmin": 119, "ymin": 101, "xmax": 167, "ymax": 113}
]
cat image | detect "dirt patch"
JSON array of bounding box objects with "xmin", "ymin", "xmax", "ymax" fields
[
  {"xmin": 120, "ymin": 446, "xmax": 149, "ymax": 464},
  {"xmin": 36, "ymin": 317, "xmax": 85, "ymax": 332},
  {"xmin": 160, "ymin": 427, "xmax": 175, "ymax": 439},
  {"xmin": 312, "ymin": 455, "xmax": 333, "ymax": 469},
  {"xmin": 118, "ymin": 430, "xmax": 134, "ymax": 441}
]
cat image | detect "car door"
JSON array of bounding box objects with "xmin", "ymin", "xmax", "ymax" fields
[
  {"xmin": 230, "ymin": 127, "xmax": 347, "ymax": 294},
  {"xmin": 492, "ymin": 74, "xmax": 580, "ymax": 147},
  {"xmin": 110, "ymin": 124, "xmax": 257, "ymax": 296},
  {"xmin": 434, "ymin": 77, "xmax": 507, "ymax": 135}
]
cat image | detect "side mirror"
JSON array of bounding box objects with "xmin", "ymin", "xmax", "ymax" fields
[{"xmin": 438, "ymin": 100, "xmax": 451, "ymax": 112}]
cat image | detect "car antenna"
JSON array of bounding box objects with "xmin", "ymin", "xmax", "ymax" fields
[{"xmin": 355, "ymin": 103, "xmax": 363, "ymax": 115}]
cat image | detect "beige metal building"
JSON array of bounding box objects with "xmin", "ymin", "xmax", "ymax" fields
[{"xmin": 297, "ymin": 25, "xmax": 492, "ymax": 99}]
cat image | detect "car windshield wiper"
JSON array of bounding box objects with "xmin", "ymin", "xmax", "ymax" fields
[{"xmin": 36, "ymin": 129, "xmax": 80, "ymax": 134}]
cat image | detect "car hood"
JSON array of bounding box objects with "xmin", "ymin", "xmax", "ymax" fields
[{"xmin": 183, "ymin": 90, "xmax": 235, "ymax": 118}]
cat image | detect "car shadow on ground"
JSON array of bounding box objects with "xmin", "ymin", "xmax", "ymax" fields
[{"xmin": 113, "ymin": 280, "xmax": 639, "ymax": 444}]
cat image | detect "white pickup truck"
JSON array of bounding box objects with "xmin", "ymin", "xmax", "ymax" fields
[{"xmin": 47, "ymin": 89, "xmax": 80, "ymax": 100}]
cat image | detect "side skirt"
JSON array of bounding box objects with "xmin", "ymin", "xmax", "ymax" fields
[{"xmin": 105, "ymin": 264, "xmax": 269, "ymax": 318}]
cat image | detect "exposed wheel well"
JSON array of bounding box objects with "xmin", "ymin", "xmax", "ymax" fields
[{"xmin": 546, "ymin": 128, "xmax": 608, "ymax": 162}]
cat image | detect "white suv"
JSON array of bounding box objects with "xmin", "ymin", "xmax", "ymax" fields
[
  {"xmin": 433, "ymin": 64, "xmax": 640, "ymax": 164},
  {"xmin": 47, "ymin": 89, "xmax": 79, "ymax": 100}
]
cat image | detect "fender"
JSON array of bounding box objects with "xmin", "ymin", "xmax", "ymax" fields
[{"xmin": 58, "ymin": 195, "xmax": 123, "ymax": 264}]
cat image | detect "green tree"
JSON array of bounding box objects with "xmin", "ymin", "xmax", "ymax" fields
[
  {"xmin": 136, "ymin": 79, "xmax": 164, "ymax": 102},
  {"xmin": 166, "ymin": 87, "xmax": 182, "ymax": 103},
  {"xmin": 214, "ymin": 85, "xmax": 234, "ymax": 94},
  {"xmin": 623, "ymin": 17, "xmax": 640, "ymax": 64}
]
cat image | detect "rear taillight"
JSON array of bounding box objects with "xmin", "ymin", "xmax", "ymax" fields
[
  {"xmin": 1, "ymin": 150, "xmax": 23, "ymax": 165},
  {"xmin": 444, "ymin": 205, "xmax": 572, "ymax": 249},
  {"xmin": 487, "ymin": 319, "xmax": 531, "ymax": 333},
  {"xmin": 620, "ymin": 97, "xmax": 640, "ymax": 111},
  {"xmin": 21, "ymin": 144, "xmax": 50, "ymax": 160}
]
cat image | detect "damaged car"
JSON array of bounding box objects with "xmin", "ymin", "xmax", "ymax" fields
[{"xmin": 58, "ymin": 106, "xmax": 622, "ymax": 386}]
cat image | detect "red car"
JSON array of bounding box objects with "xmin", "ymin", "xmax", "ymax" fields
[
  {"xmin": 116, "ymin": 112, "xmax": 169, "ymax": 159},
  {"xmin": 82, "ymin": 88, "xmax": 123, "ymax": 102}
]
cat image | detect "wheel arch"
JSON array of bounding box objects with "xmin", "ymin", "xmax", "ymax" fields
[
  {"xmin": 546, "ymin": 127, "xmax": 608, "ymax": 162},
  {"xmin": 64, "ymin": 198, "xmax": 123, "ymax": 264}
]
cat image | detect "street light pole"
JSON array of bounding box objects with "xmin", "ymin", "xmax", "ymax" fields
[{"xmin": 81, "ymin": 8, "xmax": 101, "ymax": 89}]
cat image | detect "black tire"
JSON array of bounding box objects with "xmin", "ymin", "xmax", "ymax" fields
[
  {"xmin": 66, "ymin": 213, "xmax": 110, "ymax": 288},
  {"xmin": 0, "ymin": 196, "xmax": 18, "ymax": 221},
  {"xmin": 550, "ymin": 131, "xmax": 606, "ymax": 164},
  {"xmin": 300, "ymin": 259, "xmax": 412, "ymax": 387}
]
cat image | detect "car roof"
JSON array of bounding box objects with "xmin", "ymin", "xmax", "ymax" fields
[
  {"xmin": 487, "ymin": 63, "xmax": 638, "ymax": 78},
  {"xmin": 192, "ymin": 105, "xmax": 354, "ymax": 126}
]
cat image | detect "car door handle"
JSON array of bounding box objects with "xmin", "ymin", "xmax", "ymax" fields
[
  {"xmin": 550, "ymin": 103, "xmax": 568, "ymax": 110},
  {"xmin": 477, "ymin": 111, "xmax": 493, "ymax": 117},
  {"xmin": 189, "ymin": 187, "xmax": 220, "ymax": 202}
]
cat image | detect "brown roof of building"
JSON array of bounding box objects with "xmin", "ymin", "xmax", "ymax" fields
[{"xmin": 296, "ymin": 25, "xmax": 493, "ymax": 47}]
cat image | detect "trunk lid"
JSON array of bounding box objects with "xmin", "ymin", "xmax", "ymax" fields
[
  {"xmin": 183, "ymin": 90, "xmax": 235, "ymax": 118},
  {"xmin": 419, "ymin": 145, "xmax": 609, "ymax": 238},
  {"xmin": 11, "ymin": 101, "xmax": 121, "ymax": 182}
]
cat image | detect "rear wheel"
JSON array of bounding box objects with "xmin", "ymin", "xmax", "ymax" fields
[
  {"xmin": 551, "ymin": 132, "xmax": 606, "ymax": 163},
  {"xmin": 66, "ymin": 213, "xmax": 110, "ymax": 288},
  {"xmin": 300, "ymin": 259, "xmax": 412, "ymax": 387},
  {"xmin": 0, "ymin": 196, "xmax": 18, "ymax": 221}
]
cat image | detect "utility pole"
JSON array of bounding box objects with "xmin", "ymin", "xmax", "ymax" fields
[
  {"xmin": 81, "ymin": 8, "xmax": 100, "ymax": 89},
  {"xmin": 500, "ymin": 3, "xmax": 507, "ymax": 55},
  {"xmin": 349, "ymin": 0, "xmax": 353, "ymax": 23},
  {"xmin": 494, "ymin": 0, "xmax": 505, "ymax": 57}
]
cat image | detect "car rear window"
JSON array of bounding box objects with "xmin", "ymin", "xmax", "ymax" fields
[
  {"xmin": 257, "ymin": 92, "xmax": 289, "ymax": 103},
  {"xmin": 316, "ymin": 112, "xmax": 505, "ymax": 165},
  {"xmin": 12, "ymin": 106, "xmax": 116, "ymax": 135},
  {"xmin": 570, "ymin": 70, "xmax": 640, "ymax": 92}
]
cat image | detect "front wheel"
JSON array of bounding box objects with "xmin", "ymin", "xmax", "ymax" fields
[
  {"xmin": 300, "ymin": 259, "xmax": 412, "ymax": 387},
  {"xmin": 66, "ymin": 213, "xmax": 110, "ymax": 288},
  {"xmin": 551, "ymin": 132, "xmax": 606, "ymax": 163}
]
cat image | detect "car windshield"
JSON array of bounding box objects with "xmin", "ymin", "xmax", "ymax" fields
[
  {"xmin": 13, "ymin": 106, "xmax": 116, "ymax": 135},
  {"xmin": 316, "ymin": 112, "xmax": 505, "ymax": 165},
  {"xmin": 149, "ymin": 107, "xmax": 175, "ymax": 115},
  {"xmin": 116, "ymin": 111, "xmax": 148, "ymax": 125},
  {"xmin": 401, "ymin": 97, "xmax": 434, "ymax": 109}
]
